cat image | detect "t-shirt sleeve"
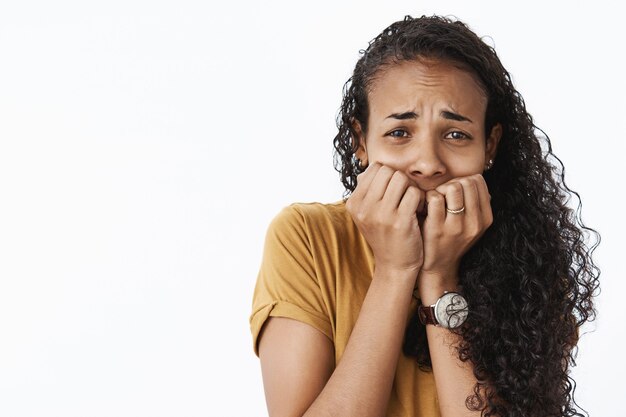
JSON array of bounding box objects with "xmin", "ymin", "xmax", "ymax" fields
[{"xmin": 249, "ymin": 204, "xmax": 333, "ymax": 356}]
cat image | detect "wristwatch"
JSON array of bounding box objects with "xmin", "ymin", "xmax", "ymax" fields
[{"xmin": 418, "ymin": 291, "xmax": 468, "ymax": 329}]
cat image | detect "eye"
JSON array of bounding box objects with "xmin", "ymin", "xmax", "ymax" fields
[
  {"xmin": 387, "ymin": 129, "xmax": 409, "ymax": 138},
  {"xmin": 445, "ymin": 130, "xmax": 471, "ymax": 140}
]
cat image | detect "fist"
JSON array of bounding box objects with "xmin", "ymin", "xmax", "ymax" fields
[{"xmin": 346, "ymin": 163, "xmax": 426, "ymax": 274}]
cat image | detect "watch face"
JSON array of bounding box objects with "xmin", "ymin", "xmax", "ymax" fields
[{"xmin": 434, "ymin": 292, "xmax": 468, "ymax": 329}]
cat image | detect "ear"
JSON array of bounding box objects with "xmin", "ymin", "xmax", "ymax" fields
[
  {"xmin": 485, "ymin": 123, "xmax": 502, "ymax": 163},
  {"xmin": 352, "ymin": 119, "xmax": 368, "ymax": 166}
]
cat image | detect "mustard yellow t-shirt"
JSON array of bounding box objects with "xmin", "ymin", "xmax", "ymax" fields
[{"xmin": 250, "ymin": 201, "xmax": 439, "ymax": 417}]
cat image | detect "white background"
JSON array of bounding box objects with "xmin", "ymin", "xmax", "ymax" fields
[{"xmin": 0, "ymin": 0, "xmax": 623, "ymax": 416}]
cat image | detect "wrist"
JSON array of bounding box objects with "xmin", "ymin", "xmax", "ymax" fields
[
  {"xmin": 374, "ymin": 263, "xmax": 421, "ymax": 279},
  {"xmin": 373, "ymin": 264, "xmax": 420, "ymax": 286},
  {"xmin": 417, "ymin": 290, "xmax": 468, "ymax": 329},
  {"xmin": 417, "ymin": 271, "xmax": 460, "ymax": 305}
]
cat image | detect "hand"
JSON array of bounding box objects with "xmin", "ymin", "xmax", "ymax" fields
[
  {"xmin": 346, "ymin": 163, "xmax": 426, "ymax": 275},
  {"xmin": 418, "ymin": 174, "xmax": 493, "ymax": 294}
]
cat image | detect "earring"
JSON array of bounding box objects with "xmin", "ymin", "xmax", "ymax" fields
[{"xmin": 485, "ymin": 159, "xmax": 494, "ymax": 171}]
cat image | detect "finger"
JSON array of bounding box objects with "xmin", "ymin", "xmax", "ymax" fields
[
  {"xmin": 424, "ymin": 190, "xmax": 446, "ymax": 225},
  {"xmin": 382, "ymin": 171, "xmax": 411, "ymax": 209},
  {"xmin": 398, "ymin": 185, "xmax": 424, "ymax": 216},
  {"xmin": 457, "ymin": 177, "xmax": 481, "ymax": 233},
  {"xmin": 474, "ymin": 174, "xmax": 493, "ymax": 225},
  {"xmin": 351, "ymin": 162, "xmax": 382, "ymax": 201},
  {"xmin": 362, "ymin": 164, "xmax": 396, "ymax": 204},
  {"xmin": 435, "ymin": 181, "xmax": 465, "ymax": 222},
  {"xmin": 458, "ymin": 177, "xmax": 480, "ymax": 215}
]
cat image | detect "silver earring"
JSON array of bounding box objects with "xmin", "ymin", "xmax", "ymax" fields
[{"xmin": 485, "ymin": 159, "xmax": 494, "ymax": 171}]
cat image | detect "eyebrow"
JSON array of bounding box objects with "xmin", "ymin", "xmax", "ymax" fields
[
  {"xmin": 441, "ymin": 110, "xmax": 473, "ymax": 123},
  {"xmin": 385, "ymin": 110, "xmax": 474, "ymax": 123},
  {"xmin": 386, "ymin": 111, "xmax": 418, "ymax": 120}
]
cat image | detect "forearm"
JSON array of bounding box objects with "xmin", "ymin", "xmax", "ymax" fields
[
  {"xmin": 420, "ymin": 275, "xmax": 481, "ymax": 417},
  {"xmin": 304, "ymin": 267, "xmax": 416, "ymax": 417},
  {"xmin": 426, "ymin": 326, "xmax": 479, "ymax": 416}
]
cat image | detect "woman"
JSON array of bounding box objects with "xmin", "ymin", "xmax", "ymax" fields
[{"xmin": 250, "ymin": 15, "xmax": 599, "ymax": 417}]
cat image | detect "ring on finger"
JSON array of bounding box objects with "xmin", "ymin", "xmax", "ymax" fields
[{"xmin": 446, "ymin": 206, "xmax": 466, "ymax": 215}]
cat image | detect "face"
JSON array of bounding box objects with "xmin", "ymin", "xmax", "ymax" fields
[{"xmin": 355, "ymin": 58, "xmax": 501, "ymax": 191}]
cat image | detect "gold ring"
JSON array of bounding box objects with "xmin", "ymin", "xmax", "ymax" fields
[{"xmin": 446, "ymin": 206, "xmax": 465, "ymax": 214}]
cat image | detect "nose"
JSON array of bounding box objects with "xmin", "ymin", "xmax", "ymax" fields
[{"xmin": 407, "ymin": 136, "xmax": 446, "ymax": 181}]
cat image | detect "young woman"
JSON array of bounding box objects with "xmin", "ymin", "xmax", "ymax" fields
[{"xmin": 250, "ymin": 15, "xmax": 599, "ymax": 417}]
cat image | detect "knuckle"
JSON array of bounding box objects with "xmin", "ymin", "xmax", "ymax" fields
[
  {"xmin": 468, "ymin": 221, "xmax": 481, "ymax": 236},
  {"xmin": 434, "ymin": 183, "xmax": 447, "ymax": 193},
  {"xmin": 431, "ymin": 228, "xmax": 444, "ymax": 239},
  {"xmin": 375, "ymin": 212, "xmax": 391, "ymax": 228},
  {"xmin": 379, "ymin": 165, "xmax": 394, "ymax": 177},
  {"xmin": 392, "ymin": 170, "xmax": 409, "ymax": 185},
  {"xmin": 458, "ymin": 178, "xmax": 472, "ymax": 188},
  {"xmin": 392, "ymin": 219, "xmax": 405, "ymax": 231},
  {"xmin": 354, "ymin": 208, "xmax": 367, "ymax": 223},
  {"xmin": 475, "ymin": 174, "xmax": 488, "ymax": 187},
  {"xmin": 450, "ymin": 226, "xmax": 464, "ymax": 237},
  {"xmin": 429, "ymin": 192, "xmax": 444, "ymax": 203}
]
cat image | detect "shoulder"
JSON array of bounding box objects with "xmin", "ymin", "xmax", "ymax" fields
[
  {"xmin": 276, "ymin": 200, "xmax": 349, "ymax": 221},
  {"xmin": 269, "ymin": 200, "xmax": 351, "ymax": 237},
  {"xmin": 263, "ymin": 199, "xmax": 362, "ymax": 267}
]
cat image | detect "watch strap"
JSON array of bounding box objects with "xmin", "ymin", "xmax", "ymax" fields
[{"xmin": 417, "ymin": 303, "xmax": 438, "ymax": 326}]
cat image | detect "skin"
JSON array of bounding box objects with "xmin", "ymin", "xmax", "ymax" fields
[{"xmin": 259, "ymin": 58, "xmax": 502, "ymax": 417}]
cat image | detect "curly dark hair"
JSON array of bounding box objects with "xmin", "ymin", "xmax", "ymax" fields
[{"xmin": 332, "ymin": 15, "xmax": 600, "ymax": 417}]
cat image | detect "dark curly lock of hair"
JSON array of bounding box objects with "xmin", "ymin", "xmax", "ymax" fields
[{"xmin": 332, "ymin": 15, "xmax": 600, "ymax": 417}]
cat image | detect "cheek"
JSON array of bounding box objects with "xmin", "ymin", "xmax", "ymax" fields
[
  {"xmin": 445, "ymin": 153, "xmax": 485, "ymax": 177},
  {"xmin": 367, "ymin": 148, "xmax": 414, "ymax": 171}
]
